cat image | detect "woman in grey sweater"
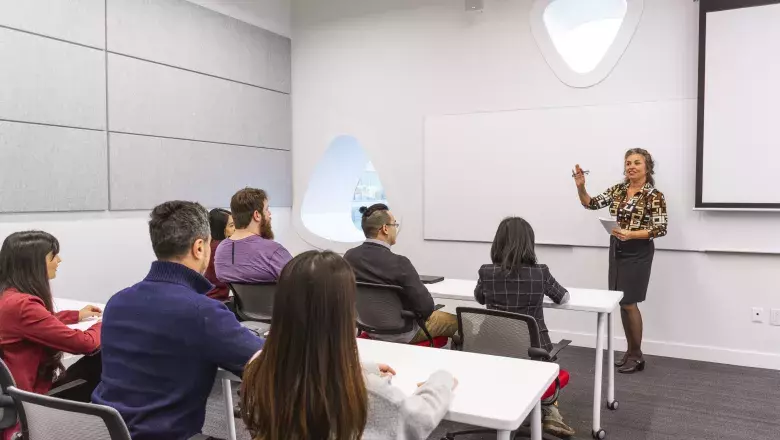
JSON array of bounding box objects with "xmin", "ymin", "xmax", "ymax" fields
[{"xmin": 240, "ymin": 250, "xmax": 456, "ymax": 440}]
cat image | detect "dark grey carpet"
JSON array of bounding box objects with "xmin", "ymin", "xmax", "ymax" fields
[{"xmin": 202, "ymin": 347, "xmax": 780, "ymax": 440}]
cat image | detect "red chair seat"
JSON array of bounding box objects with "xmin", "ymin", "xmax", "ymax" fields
[
  {"xmin": 357, "ymin": 332, "xmax": 448, "ymax": 348},
  {"xmin": 541, "ymin": 369, "xmax": 570, "ymax": 400},
  {"xmin": 414, "ymin": 336, "xmax": 449, "ymax": 348}
]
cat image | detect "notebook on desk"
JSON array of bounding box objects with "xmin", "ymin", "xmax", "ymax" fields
[{"xmin": 419, "ymin": 275, "xmax": 444, "ymax": 284}]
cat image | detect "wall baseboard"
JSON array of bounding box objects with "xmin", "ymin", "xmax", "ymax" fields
[{"xmin": 548, "ymin": 329, "xmax": 780, "ymax": 371}]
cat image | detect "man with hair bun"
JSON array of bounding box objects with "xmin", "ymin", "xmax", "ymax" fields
[{"xmin": 344, "ymin": 203, "xmax": 457, "ymax": 344}]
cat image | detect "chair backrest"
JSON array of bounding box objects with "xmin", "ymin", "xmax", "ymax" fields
[
  {"xmin": 229, "ymin": 282, "xmax": 276, "ymax": 323},
  {"xmin": 0, "ymin": 357, "xmax": 18, "ymax": 430},
  {"xmin": 355, "ymin": 282, "xmax": 414, "ymax": 335},
  {"xmin": 455, "ymin": 307, "xmax": 542, "ymax": 359},
  {"xmin": 8, "ymin": 386, "xmax": 131, "ymax": 440}
]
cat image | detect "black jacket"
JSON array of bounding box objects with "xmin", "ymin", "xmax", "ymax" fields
[{"xmin": 343, "ymin": 241, "xmax": 435, "ymax": 319}]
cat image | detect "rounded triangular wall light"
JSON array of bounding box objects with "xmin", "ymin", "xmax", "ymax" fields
[
  {"xmin": 530, "ymin": 0, "xmax": 643, "ymax": 88},
  {"xmin": 298, "ymin": 136, "xmax": 390, "ymax": 247}
]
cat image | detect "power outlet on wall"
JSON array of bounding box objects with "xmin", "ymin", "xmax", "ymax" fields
[
  {"xmin": 752, "ymin": 307, "xmax": 765, "ymax": 323},
  {"xmin": 770, "ymin": 309, "xmax": 780, "ymax": 326}
]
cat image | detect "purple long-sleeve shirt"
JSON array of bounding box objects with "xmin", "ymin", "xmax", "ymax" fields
[{"xmin": 214, "ymin": 235, "xmax": 292, "ymax": 283}]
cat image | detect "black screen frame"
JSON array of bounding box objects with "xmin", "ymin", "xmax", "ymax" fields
[{"xmin": 695, "ymin": 0, "xmax": 780, "ymax": 209}]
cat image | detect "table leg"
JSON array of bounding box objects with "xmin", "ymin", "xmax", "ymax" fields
[
  {"xmin": 222, "ymin": 378, "xmax": 238, "ymax": 440},
  {"xmin": 593, "ymin": 312, "xmax": 605, "ymax": 436},
  {"xmin": 530, "ymin": 400, "xmax": 542, "ymax": 440},
  {"xmin": 607, "ymin": 310, "xmax": 617, "ymax": 409},
  {"xmin": 497, "ymin": 430, "xmax": 512, "ymax": 440}
]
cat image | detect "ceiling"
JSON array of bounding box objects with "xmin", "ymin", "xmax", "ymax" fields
[{"xmin": 184, "ymin": 0, "xmax": 290, "ymax": 37}]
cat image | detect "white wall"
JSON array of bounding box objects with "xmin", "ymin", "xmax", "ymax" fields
[
  {"xmin": 0, "ymin": 208, "xmax": 305, "ymax": 305},
  {"xmin": 291, "ymin": 0, "xmax": 780, "ymax": 369},
  {"xmin": 185, "ymin": 0, "xmax": 291, "ymax": 37}
]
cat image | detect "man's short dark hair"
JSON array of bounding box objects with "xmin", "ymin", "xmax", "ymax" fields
[
  {"xmin": 359, "ymin": 203, "xmax": 391, "ymax": 238},
  {"xmin": 231, "ymin": 188, "xmax": 268, "ymax": 229},
  {"xmin": 149, "ymin": 201, "xmax": 210, "ymax": 260}
]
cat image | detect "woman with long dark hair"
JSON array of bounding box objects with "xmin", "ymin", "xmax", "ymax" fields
[
  {"xmin": 205, "ymin": 208, "xmax": 234, "ymax": 301},
  {"xmin": 573, "ymin": 148, "xmax": 668, "ymax": 374},
  {"xmin": 0, "ymin": 231, "xmax": 103, "ymax": 440},
  {"xmin": 474, "ymin": 217, "xmax": 574, "ymax": 438},
  {"xmin": 240, "ymin": 250, "xmax": 456, "ymax": 440}
]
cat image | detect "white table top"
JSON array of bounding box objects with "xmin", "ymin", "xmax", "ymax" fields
[
  {"xmin": 357, "ymin": 338, "xmax": 557, "ymax": 431},
  {"xmin": 428, "ymin": 278, "xmax": 623, "ymax": 313},
  {"xmin": 56, "ymin": 298, "xmax": 104, "ymax": 331},
  {"xmin": 63, "ymin": 296, "xmax": 556, "ymax": 431},
  {"xmin": 220, "ymin": 339, "xmax": 559, "ymax": 432}
]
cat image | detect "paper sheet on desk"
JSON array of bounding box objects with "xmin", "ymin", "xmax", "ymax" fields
[
  {"xmin": 68, "ymin": 317, "xmax": 101, "ymax": 331},
  {"xmin": 599, "ymin": 217, "xmax": 618, "ymax": 235}
]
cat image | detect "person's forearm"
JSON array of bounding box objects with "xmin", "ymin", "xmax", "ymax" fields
[
  {"xmin": 361, "ymin": 362, "xmax": 381, "ymax": 375},
  {"xmin": 577, "ymin": 185, "xmax": 591, "ymax": 206},
  {"xmin": 630, "ymin": 229, "xmax": 652, "ymax": 240}
]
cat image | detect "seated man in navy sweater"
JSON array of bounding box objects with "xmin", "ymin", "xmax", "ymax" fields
[{"xmin": 93, "ymin": 201, "xmax": 264, "ymax": 440}]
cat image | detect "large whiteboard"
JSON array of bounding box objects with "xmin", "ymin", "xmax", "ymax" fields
[
  {"xmin": 423, "ymin": 99, "xmax": 780, "ymax": 252},
  {"xmin": 700, "ymin": 3, "xmax": 780, "ymax": 207}
]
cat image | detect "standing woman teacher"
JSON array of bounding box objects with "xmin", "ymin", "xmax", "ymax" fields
[{"xmin": 572, "ymin": 148, "xmax": 668, "ymax": 374}]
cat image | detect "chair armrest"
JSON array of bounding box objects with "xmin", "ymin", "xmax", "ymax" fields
[
  {"xmin": 417, "ymin": 320, "xmax": 436, "ymax": 347},
  {"xmin": 400, "ymin": 310, "xmax": 435, "ymax": 346},
  {"xmin": 528, "ymin": 347, "xmax": 552, "ymax": 361},
  {"xmin": 188, "ymin": 434, "xmax": 212, "ymax": 440},
  {"xmin": 433, "ymin": 304, "xmax": 445, "ymax": 311},
  {"xmin": 451, "ymin": 334, "xmax": 462, "ymax": 350},
  {"xmin": 0, "ymin": 395, "xmax": 18, "ymax": 431},
  {"xmin": 47, "ymin": 379, "xmax": 86, "ymax": 397},
  {"xmin": 548, "ymin": 339, "xmax": 572, "ymax": 362},
  {"xmin": 400, "ymin": 310, "xmax": 417, "ymax": 319}
]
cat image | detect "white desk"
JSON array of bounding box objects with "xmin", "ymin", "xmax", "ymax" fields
[
  {"xmin": 427, "ymin": 279, "xmax": 622, "ymax": 439},
  {"xmin": 59, "ymin": 297, "xmax": 557, "ymax": 439},
  {"xmin": 55, "ymin": 298, "xmax": 100, "ymax": 314},
  {"xmin": 58, "ymin": 298, "xmax": 103, "ymax": 366},
  {"xmin": 219, "ymin": 338, "xmax": 559, "ymax": 440}
]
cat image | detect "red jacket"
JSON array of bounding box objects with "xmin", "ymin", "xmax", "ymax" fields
[
  {"xmin": 0, "ymin": 288, "xmax": 101, "ymax": 388},
  {"xmin": 0, "ymin": 289, "xmax": 102, "ymax": 440},
  {"xmin": 204, "ymin": 239, "xmax": 230, "ymax": 301}
]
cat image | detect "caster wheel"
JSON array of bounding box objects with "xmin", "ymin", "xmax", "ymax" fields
[
  {"xmin": 607, "ymin": 400, "xmax": 619, "ymax": 410},
  {"xmin": 592, "ymin": 429, "xmax": 606, "ymax": 439}
]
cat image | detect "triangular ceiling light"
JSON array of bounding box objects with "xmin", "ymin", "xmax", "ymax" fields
[{"xmin": 530, "ymin": 0, "xmax": 644, "ymax": 88}]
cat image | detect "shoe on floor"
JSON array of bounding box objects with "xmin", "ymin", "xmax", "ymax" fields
[{"xmin": 542, "ymin": 404, "xmax": 576, "ymax": 437}]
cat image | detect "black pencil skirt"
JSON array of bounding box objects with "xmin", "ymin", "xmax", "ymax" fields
[{"xmin": 608, "ymin": 236, "xmax": 655, "ymax": 305}]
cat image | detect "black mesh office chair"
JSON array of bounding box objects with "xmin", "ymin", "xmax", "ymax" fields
[
  {"xmin": 442, "ymin": 307, "xmax": 571, "ymax": 440},
  {"xmin": 7, "ymin": 384, "xmax": 212, "ymax": 440},
  {"xmin": 1, "ymin": 357, "xmax": 92, "ymax": 440},
  {"xmin": 229, "ymin": 282, "xmax": 276, "ymax": 323},
  {"xmin": 0, "ymin": 358, "xmax": 19, "ymax": 437},
  {"xmin": 8, "ymin": 385, "xmax": 132, "ymax": 440},
  {"xmin": 355, "ymin": 282, "xmax": 443, "ymax": 347}
]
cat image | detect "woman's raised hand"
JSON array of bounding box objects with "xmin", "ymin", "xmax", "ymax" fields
[{"xmin": 573, "ymin": 164, "xmax": 586, "ymax": 187}]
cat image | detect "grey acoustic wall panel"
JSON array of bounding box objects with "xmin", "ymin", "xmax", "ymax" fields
[
  {"xmin": 0, "ymin": 28, "xmax": 106, "ymax": 129},
  {"xmin": 0, "ymin": 0, "xmax": 105, "ymax": 48},
  {"xmin": 109, "ymin": 133, "xmax": 292, "ymax": 210},
  {"xmin": 108, "ymin": 54, "xmax": 291, "ymax": 150},
  {"xmin": 0, "ymin": 121, "xmax": 107, "ymax": 212},
  {"xmin": 107, "ymin": 0, "xmax": 290, "ymax": 93}
]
